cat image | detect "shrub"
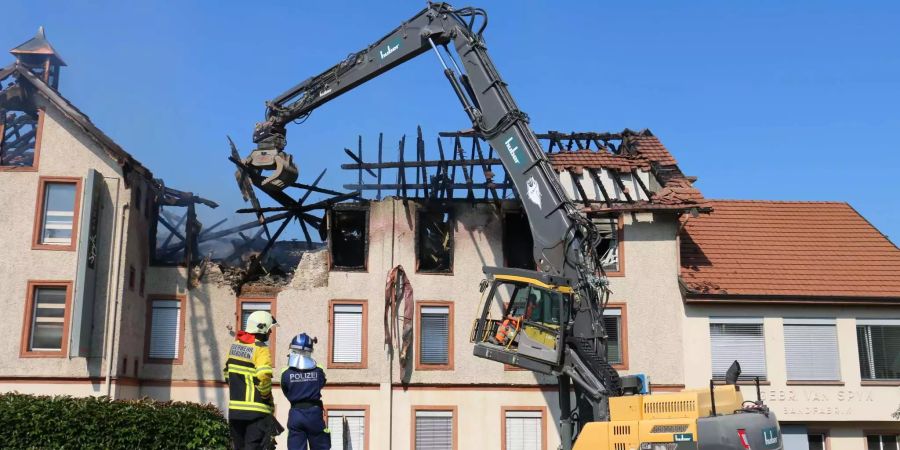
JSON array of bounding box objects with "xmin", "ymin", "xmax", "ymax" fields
[{"xmin": 0, "ymin": 392, "xmax": 230, "ymax": 449}]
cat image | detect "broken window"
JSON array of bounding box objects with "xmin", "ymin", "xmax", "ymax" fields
[
  {"xmin": 417, "ymin": 210, "xmax": 453, "ymax": 273},
  {"xmin": 592, "ymin": 215, "xmax": 620, "ymax": 272},
  {"xmin": 329, "ymin": 208, "xmax": 368, "ymax": 271},
  {"xmin": 503, "ymin": 211, "xmax": 535, "ymax": 270},
  {"xmin": 1, "ymin": 110, "xmax": 39, "ymax": 168}
]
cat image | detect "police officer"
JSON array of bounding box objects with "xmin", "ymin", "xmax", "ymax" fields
[
  {"xmin": 281, "ymin": 333, "xmax": 331, "ymax": 450},
  {"xmin": 224, "ymin": 310, "xmax": 278, "ymax": 450}
]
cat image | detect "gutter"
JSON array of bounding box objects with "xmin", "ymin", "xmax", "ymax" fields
[{"xmin": 103, "ymin": 179, "xmax": 128, "ymax": 398}]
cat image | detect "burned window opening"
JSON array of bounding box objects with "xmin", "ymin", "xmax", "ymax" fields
[
  {"xmin": 329, "ymin": 207, "xmax": 368, "ymax": 271},
  {"xmin": 1, "ymin": 110, "xmax": 38, "ymax": 167},
  {"xmin": 417, "ymin": 210, "xmax": 453, "ymax": 273},
  {"xmin": 503, "ymin": 211, "xmax": 535, "ymax": 270},
  {"xmin": 592, "ymin": 215, "xmax": 620, "ymax": 272}
]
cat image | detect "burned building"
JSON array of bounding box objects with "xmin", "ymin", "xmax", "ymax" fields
[{"xmin": 1, "ymin": 29, "xmax": 899, "ymax": 450}]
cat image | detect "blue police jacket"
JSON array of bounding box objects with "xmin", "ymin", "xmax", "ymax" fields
[{"xmin": 281, "ymin": 365, "xmax": 327, "ymax": 407}]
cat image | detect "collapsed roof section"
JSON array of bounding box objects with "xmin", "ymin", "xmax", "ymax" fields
[{"xmin": 340, "ymin": 128, "xmax": 709, "ymax": 215}]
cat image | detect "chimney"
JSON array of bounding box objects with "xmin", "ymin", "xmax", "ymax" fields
[{"xmin": 10, "ymin": 26, "xmax": 66, "ymax": 89}]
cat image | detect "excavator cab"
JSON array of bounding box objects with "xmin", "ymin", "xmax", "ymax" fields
[{"xmin": 471, "ymin": 267, "xmax": 573, "ymax": 373}]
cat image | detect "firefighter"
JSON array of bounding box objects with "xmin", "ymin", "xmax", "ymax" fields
[
  {"xmin": 224, "ymin": 310, "xmax": 278, "ymax": 450},
  {"xmin": 281, "ymin": 333, "xmax": 330, "ymax": 450}
]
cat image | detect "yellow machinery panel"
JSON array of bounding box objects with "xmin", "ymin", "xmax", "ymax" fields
[
  {"xmin": 638, "ymin": 418, "xmax": 698, "ymax": 444},
  {"xmin": 610, "ymin": 396, "xmax": 642, "ymax": 421}
]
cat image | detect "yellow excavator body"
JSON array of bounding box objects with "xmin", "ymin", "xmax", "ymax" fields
[{"xmin": 573, "ymin": 385, "xmax": 745, "ymax": 450}]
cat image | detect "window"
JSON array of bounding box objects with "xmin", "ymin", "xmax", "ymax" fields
[
  {"xmin": 808, "ymin": 433, "xmax": 826, "ymax": 450},
  {"xmin": 857, "ymin": 320, "xmax": 900, "ymax": 380},
  {"xmin": 21, "ymin": 281, "xmax": 72, "ymax": 357},
  {"xmin": 145, "ymin": 297, "xmax": 184, "ymax": 363},
  {"xmin": 592, "ymin": 215, "xmax": 621, "ymax": 273},
  {"xmin": 603, "ymin": 305, "xmax": 628, "ymax": 369},
  {"xmin": 417, "ymin": 210, "xmax": 453, "ymax": 273},
  {"xmin": 129, "ymin": 266, "xmax": 136, "ymax": 291},
  {"xmin": 502, "ymin": 408, "xmax": 545, "ymax": 450},
  {"xmin": 868, "ymin": 435, "xmax": 899, "ymax": 450},
  {"xmin": 135, "ymin": 186, "xmax": 142, "ymax": 212},
  {"xmin": 416, "ymin": 302, "xmax": 453, "ymax": 370},
  {"xmin": 330, "ymin": 208, "xmax": 368, "ymax": 271},
  {"xmin": 710, "ymin": 318, "xmax": 766, "ymax": 381},
  {"xmin": 413, "ymin": 407, "xmax": 456, "ymax": 450},
  {"xmin": 329, "ymin": 300, "xmax": 367, "ymax": 369},
  {"xmin": 237, "ymin": 298, "xmax": 276, "ymax": 351},
  {"xmin": 33, "ymin": 177, "xmax": 81, "ymax": 250},
  {"xmin": 784, "ymin": 319, "xmax": 840, "ymax": 381},
  {"xmin": 139, "ymin": 268, "xmax": 146, "ymax": 297},
  {"xmin": 0, "ymin": 109, "xmax": 41, "ymax": 169},
  {"xmin": 327, "ymin": 408, "xmax": 368, "ymax": 450},
  {"xmin": 503, "ymin": 212, "xmax": 535, "ymax": 270}
]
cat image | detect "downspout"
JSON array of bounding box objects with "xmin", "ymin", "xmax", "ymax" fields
[
  {"xmin": 388, "ymin": 199, "xmax": 396, "ymax": 450},
  {"xmin": 103, "ymin": 179, "xmax": 128, "ymax": 398}
]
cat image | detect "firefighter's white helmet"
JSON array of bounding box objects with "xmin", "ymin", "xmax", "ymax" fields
[{"xmin": 245, "ymin": 310, "xmax": 277, "ymax": 334}]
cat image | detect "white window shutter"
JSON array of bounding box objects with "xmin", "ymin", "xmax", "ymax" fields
[
  {"xmin": 505, "ymin": 411, "xmax": 542, "ymax": 450},
  {"xmin": 333, "ymin": 304, "xmax": 363, "ymax": 363},
  {"xmin": 420, "ymin": 306, "xmax": 449, "ymax": 365},
  {"xmin": 415, "ymin": 411, "xmax": 453, "ymax": 450},
  {"xmin": 149, "ymin": 300, "xmax": 180, "ymax": 359},
  {"xmin": 328, "ymin": 410, "xmax": 366, "ymax": 450},
  {"xmin": 710, "ymin": 320, "xmax": 766, "ymax": 380},
  {"xmin": 784, "ymin": 323, "xmax": 840, "ymax": 381}
]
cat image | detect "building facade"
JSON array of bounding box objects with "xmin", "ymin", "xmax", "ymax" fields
[{"xmin": 2, "ymin": 31, "xmax": 899, "ymax": 450}]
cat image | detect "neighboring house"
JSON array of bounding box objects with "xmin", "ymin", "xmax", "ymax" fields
[
  {"xmin": 681, "ymin": 200, "xmax": 900, "ymax": 450},
  {"xmin": 2, "ymin": 29, "xmax": 899, "ymax": 450}
]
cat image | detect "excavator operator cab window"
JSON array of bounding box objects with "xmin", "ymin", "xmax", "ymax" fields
[{"xmin": 474, "ymin": 277, "xmax": 567, "ymax": 367}]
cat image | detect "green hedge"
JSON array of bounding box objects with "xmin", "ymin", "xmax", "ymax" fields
[{"xmin": 0, "ymin": 392, "xmax": 230, "ymax": 449}]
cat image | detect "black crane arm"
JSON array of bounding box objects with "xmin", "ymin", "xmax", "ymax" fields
[{"xmin": 248, "ymin": 4, "xmax": 620, "ymax": 447}]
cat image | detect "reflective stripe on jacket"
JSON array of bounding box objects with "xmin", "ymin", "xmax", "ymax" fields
[{"xmin": 224, "ymin": 334, "xmax": 273, "ymax": 418}]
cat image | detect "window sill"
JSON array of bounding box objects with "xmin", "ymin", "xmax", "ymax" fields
[
  {"xmin": 0, "ymin": 166, "xmax": 38, "ymax": 172},
  {"xmin": 144, "ymin": 358, "xmax": 183, "ymax": 365},
  {"xmin": 328, "ymin": 363, "xmax": 367, "ymax": 370},
  {"xmin": 713, "ymin": 380, "xmax": 771, "ymax": 386},
  {"xmin": 31, "ymin": 243, "xmax": 77, "ymax": 252},
  {"xmin": 415, "ymin": 364, "xmax": 454, "ymax": 371},
  {"xmin": 330, "ymin": 268, "xmax": 368, "ymax": 273},
  {"xmin": 861, "ymin": 380, "xmax": 900, "ymax": 386},
  {"xmin": 20, "ymin": 351, "xmax": 66, "ymax": 358},
  {"xmin": 415, "ymin": 271, "xmax": 455, "ymax": 276},
  {"xmin": 786, "ymin": 380, "xmax": 844, "ymax": 386}
]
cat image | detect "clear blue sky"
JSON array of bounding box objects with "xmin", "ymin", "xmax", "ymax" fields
[{"xmin": 4, "ymin": 1, "xmax": 899, "ymax": 243}]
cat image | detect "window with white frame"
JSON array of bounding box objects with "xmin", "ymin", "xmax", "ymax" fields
[
  {"xmin": 868, "ymin": 435, "xmax": 899, "ymax": 450},
  {"xmin": 857, "ymin": 319, "xmax": 900, "ymax": 380},
  {"xmin": 39, "ymin": 182, "xmax": 77, "ymax": 246},
  {"xmin": 148, "ymin": 299, "xmax": 181, "ymax": 360},
  {"xmin": 415, "ymin": 410, "xmax": 453, "ymax": 450},
  {"xmin": 328, "ymin": 409, "xmax": 366, "ymax": 450},
  {"xmin": 710, "ymin": 318, "xmax": 767, "ymax": 381},
  {"xmin": 784, "ymin": 318, "xmax": 840, "ymax": 381},
  {"xmin": 27, "ymin": 286, "xmax": 68, "ymax": 352},
  {"xmin": 504, "ymin": 410, "xmax": 542, "ymax": 450},
  {"xmin": 332, "ymin": 303, "xmax": 364, "ymax": 366},
  {"xmin": 592, "ymin": 215, "xmax": 619, "ymax": 272},
  {"xmin": 240, "ymin": 301, "xmax": 271, "ymax": 332},
  {"xmin": 419, "ymin": 305, "xmax": 451, "ymax": 367},
  {"xmin": 602, "ymin": 309, "xmax": 623, "ymax": 365}
]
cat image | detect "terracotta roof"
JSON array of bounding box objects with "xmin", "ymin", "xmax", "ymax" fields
[
  {"xmin": 680, "ymin": 200, "xmax": 900, "ymax": 301},
  {"xmin": 546, "ymin": 131, "xmax": 709, "ymax": 213}
]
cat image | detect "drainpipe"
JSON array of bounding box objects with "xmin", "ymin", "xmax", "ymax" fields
[{"xmin": 103, "ymin": 178, "xmax": 127, "ymax": 398}]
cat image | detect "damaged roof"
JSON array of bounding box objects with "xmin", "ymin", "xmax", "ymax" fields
[
  {"xmin": 680, "ymin": 200, "xmax": 900, "ymax": 303},
  {"xmin": 0, "ymin": 62, "xmax": 153, "ymax": 183},
  {"xmin": 546, "ymin": 129, "xmax": 709, "ymax": 213}
]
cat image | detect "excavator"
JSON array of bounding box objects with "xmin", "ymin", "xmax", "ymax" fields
[{"xmin": 243, "ymin": 3, "xmax": 784, "ymax": 450}]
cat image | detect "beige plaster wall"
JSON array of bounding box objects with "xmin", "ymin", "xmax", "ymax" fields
[{"xmin": 683, "ymin": 304, "xmax": 900, "ymax": 423}]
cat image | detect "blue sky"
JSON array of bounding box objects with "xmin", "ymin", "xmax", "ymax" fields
[{"xmin": 4, "ymin": 1, "xmax": 899, "ymax": 243}]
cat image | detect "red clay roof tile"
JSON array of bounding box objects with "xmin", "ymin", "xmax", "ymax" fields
[{"xmin": 680, "ymin": 200, "xmax": 900, "ymax": 300}]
